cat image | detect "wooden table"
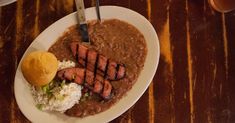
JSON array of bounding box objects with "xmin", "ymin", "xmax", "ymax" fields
[{"xmin": 0, "ymin": 0, "xmax": 235, "ymax": 122}]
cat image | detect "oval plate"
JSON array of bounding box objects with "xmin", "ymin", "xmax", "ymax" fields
[{"xmin": 14, "ymin": 6, "xmax": 160, "ymax": 123}]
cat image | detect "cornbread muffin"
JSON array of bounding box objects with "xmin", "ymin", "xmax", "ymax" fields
[{"xmin": 21, "ymin": 51, "xmax": 58, "ymax": 86}]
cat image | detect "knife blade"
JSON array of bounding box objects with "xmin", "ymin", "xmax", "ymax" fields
[
  {"xmin": 75, "ymin": 0, "xmax": 90, "ymax": 44},
  {"xmin": 96, "ymin": 0, "xmax": 101, "ymax": 21}
]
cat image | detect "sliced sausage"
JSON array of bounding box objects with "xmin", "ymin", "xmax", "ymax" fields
[
  {"xmin": 58, "ymin": 67, "xmax": 85, "ymax": 84},
  {"xmin": 70, "ymin": 42, "xmax": 126, "ymax": 81}
]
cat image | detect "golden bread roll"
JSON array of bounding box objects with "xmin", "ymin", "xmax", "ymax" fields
[{"xmin": 21, "ymin": 51, "xmax": 58, "ymax": 86}]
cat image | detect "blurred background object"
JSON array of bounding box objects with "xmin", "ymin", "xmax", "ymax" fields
[
  {"xmin": 0, "ymin": 0, "xmax": 16, "ymax": 7},
  {"xmin": 209, "ymin": 0, "xmax": 235, "ymax": 12}
]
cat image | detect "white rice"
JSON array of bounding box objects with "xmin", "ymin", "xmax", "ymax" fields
[
  {"xmin": 58, "ymin": 60, "xmax": 76, "ymax": 71},
  {"xmin": 32, "ymin": 83, "xmax": 82, "ymax": 112},
  {"xmin": 31, "ymin": 60, "xmax": 81, "ymax": 113}
]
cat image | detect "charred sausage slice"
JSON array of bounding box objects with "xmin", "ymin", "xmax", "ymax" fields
[
  {"xmin": 106, "ymin": 60, "xmax": 117, "ymax": 80},
  {"xmin": 93, "ymin": 80, "xmax": 103, "ymax": 93},
  {"xmin": 57, "ymin": 67, "xmax": 112, "ymax": 99},
  {"xmin": 102, "ymin": 80, "xmax": 112, "ymax": 99},
  {"xmin": 70, "ymin": 42, "xmax": 126, "ymax": 81},
  {"xmin": 57, "ymin": 67, "xmax": 85, "ymax": 84},
  {"xmin": 116, "ymin": 64, "xmax": 126, "ymax": 80}
]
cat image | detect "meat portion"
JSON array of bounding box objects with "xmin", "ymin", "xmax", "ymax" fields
[
  {"xmin": 70, "ymin": 42, "xmax": 126, "ymax": 80},
  {"xmin": 102, "ymin": 80, "xmax": 112, "ymax": 98},
  {"xmin": 57, "ymin": 67, "xmax": 85, "ymax": 84},
  {"xmin": 57, "ymin": 67, "xmax": 112, "ymax": 99}
]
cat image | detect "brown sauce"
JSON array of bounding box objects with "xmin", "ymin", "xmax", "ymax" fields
[{"xmin": 48, "ymin": 19, "xmax": 147, "ymax": 117}]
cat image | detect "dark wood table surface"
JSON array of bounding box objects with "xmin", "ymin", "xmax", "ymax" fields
[{"xmin": 1, "ymin": 0, "xmax": 235, "ymax": 123}]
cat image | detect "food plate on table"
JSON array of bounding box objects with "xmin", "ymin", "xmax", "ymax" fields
[{"xmin": 14, "ymin": 6, "xmax": 160, "ymax": 123}]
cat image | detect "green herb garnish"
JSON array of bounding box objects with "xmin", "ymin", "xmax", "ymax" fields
[
  {"xmin": 36, "ymin": 104, "xmax": 43, "ymax": 110},
  {"xmin": 56, "ymin": 95, "xmax": 65, "ymax": 101},
  {"xmin": 60, "ymin": 80, "xmax": 66, "ymax": 87},
  {"xmin": 72, "ymin": 74, "xmax": 76, "ymax": 79},
  {"xmin": 41, "ymin": 83, "xmax": 53, "ymax": 96},
  {"xmin": 49, "ymin": 80, "xmax": 55, "ymax": 87},
  {"xmin": 42, "ymin": 84, "xmax": 50, "ymax": 93},
  {"xmin": 84, "ymin": 92, "xmax": 89, "ymax": 97}
]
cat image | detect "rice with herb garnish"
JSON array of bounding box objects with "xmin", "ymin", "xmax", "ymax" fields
[{"xmin": 32, "ymin": 82, "xmax": 82, "ymax": 112}]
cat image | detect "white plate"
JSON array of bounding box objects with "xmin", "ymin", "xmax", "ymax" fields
[{"xmin": 14, "ymin": 6, "xmax": 160, "ymax": 123}]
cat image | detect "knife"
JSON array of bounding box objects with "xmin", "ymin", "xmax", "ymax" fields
[{"xmin": 75, "ymin": 0, "xmax": 90, "ymax": 44}]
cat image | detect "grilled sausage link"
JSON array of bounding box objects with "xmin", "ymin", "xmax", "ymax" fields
[
  {"xmin": 57, "ymin": 67, "xmax": 112, "ymax": 99},
  {"xmin": 70, "ymin": 42, "xmax": 126, "ymax": 81}
]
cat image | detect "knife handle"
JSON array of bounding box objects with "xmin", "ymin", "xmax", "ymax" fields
[{"xmin": 75, "ymin": 0, "xmax": 86, "ymax": 24}]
